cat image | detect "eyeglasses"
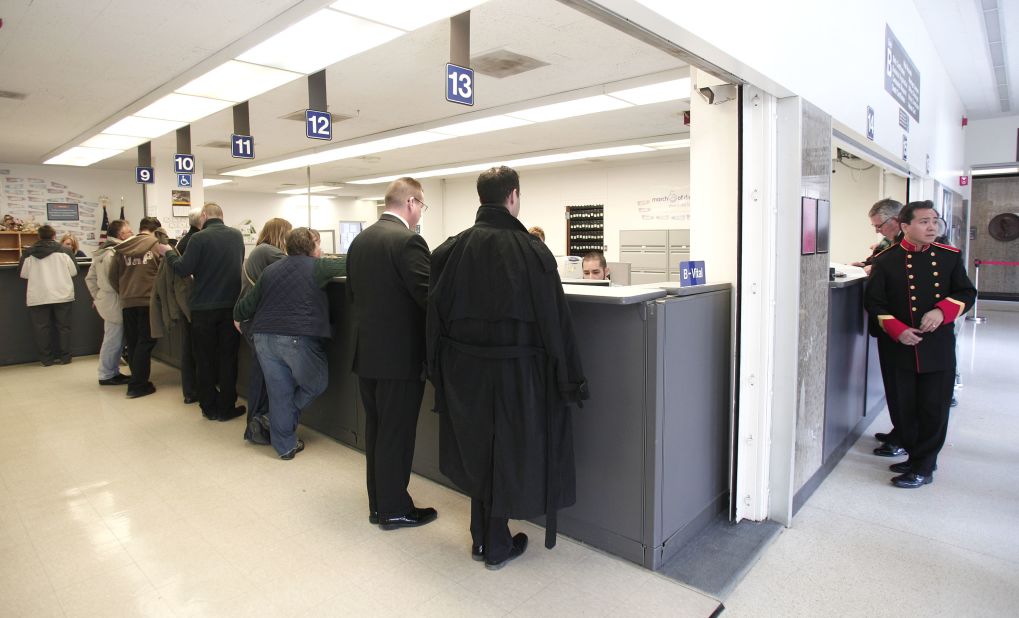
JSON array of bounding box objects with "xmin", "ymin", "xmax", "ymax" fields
[
  {"xmin": 873, "ymin": 216, "xmax": 893, "ymax": 231},
  {"xmin": 413, "ymin": 196, "xmax": 429, "ymax": 212}
]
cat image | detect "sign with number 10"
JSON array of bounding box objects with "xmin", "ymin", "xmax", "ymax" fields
[
  {"xmin": 306, "ymin": 110, "xmax": 332, "ymax": 140},
  {"xmin": 174, "ymin": 154, "xmax": 195, "ymax": 174},
  {"xmin": 446, "ymin": 63, "xmax": 474, "ymax": 106}
]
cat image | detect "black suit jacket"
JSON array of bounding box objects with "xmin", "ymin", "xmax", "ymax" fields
[{"xmin": 346, "ymin": 214, "xmax": 430, "ymax": 379}]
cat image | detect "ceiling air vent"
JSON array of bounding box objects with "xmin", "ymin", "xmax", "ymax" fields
[
  {"xmin": 0, "ymin": 90, "xmax": 27, "ymax": 100},
  {"xmin": 471, "ymin": 50, "xmax": 549, "ymax": 78},
  {"xmin": 199, "ymin": 140, "xmax": 231, "ymax": 149},
  {"xmin": 280, "ymin": 109, "xmax": 354, "ymax": 123}
]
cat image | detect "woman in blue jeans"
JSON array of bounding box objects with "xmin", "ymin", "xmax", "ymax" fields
[
  {"xmin": 238, "ymin": 218, "xmax": 291, "ymax": 444},
  {"xmin": 233, "ymin": 228, "xmax": 346, "ymax": 459}
]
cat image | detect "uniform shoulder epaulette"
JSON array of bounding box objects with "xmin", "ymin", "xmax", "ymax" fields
[
  {"xmin": 931, "ymin": 242, "xmax": 960, "ymax": 253},
  {"xmin": 870, "ymin": 242, "xmax": 899, "ymax": 260}
]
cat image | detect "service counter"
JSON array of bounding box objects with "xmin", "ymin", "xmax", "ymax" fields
[
  {"xmin": 0, "ymin": 262, "xmax": 103, "ymax": 366},
  {"xmin": 156, "ymin": 278, "xmax": 733, "ymax": 570}
]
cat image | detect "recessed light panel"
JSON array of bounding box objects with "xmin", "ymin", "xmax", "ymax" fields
[
  {"xmin": 330, "ymin": 0, "xmax": 486, "ymax": 31},
  {"xmin": 135, "ymin": 93, "xmax": 234, "ymax": 122},
  {"xmin": 609, "ymin": 78, "xmax": 691, "ymax": 105},
  {"xmin": 507, "ymin": 95, "xmax": 632, "ymax": 123},
  {"xmin": 176, "ymin": 60, "xmax": 302, "ymax": 103},
  {"xmin": 44, "ymin": 146, "xmax": 123, "ymax": 166},
  {"xmin": 102, "ymin": 116, "xmax": 188, "ymax": 139},
  {"xmin": 81, "ymin": 134, "xmax": 149, "ymax": 150}
]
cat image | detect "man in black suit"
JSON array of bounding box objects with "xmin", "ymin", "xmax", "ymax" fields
[{"xmin": 346, "ymin": 177, "xmax": 436, "ymax": 529}]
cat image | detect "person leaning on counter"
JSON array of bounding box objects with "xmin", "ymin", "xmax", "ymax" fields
[{"xmin": 864, "ymin": 200, "xmax": 976, "ymax": 489}]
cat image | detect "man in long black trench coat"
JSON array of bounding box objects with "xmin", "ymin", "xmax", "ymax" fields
[{"xmin": 427, "ymin": 166, "xmax": 588, "ymax": 571}]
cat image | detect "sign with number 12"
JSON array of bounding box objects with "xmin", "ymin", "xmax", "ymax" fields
[
  {"xmin": 306, "ymin": 110, "xmax": 331, "ymax": 140},
  {"xmin": 446, "ymin": 63, "xmax": 474, "ymax": 106}
]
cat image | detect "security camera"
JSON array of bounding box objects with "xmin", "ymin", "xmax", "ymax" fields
[{"xmin": 697, "ymin": 84, "xmax": 737, "ymax": 105}]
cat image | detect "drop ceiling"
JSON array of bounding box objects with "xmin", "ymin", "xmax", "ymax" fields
[{"xmin": 0, "ymin": 0, "xmax": 691, "ymax": 196}]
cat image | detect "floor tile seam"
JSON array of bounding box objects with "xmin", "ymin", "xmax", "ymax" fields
[
  {"xmin": 10, "ymin": 506, "xmax": 65, "ymax": 605},
  {"xmin": 797, "ymin": 503, "xmax": 1019, "ymax": 568}
]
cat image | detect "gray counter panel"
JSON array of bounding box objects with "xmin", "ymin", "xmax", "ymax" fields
[
  {"xmin": 0, "ymin": 263, "xmax": 103, "ymax": 366},
  {"xmin": 823, "ymin": 282, "xmax": 868, "ymax": 462}
]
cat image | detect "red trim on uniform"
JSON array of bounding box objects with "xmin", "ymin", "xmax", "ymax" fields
[
  {"xmin": 931, "ymin": 241, "xmax": 960, "ymax": 253},
  {"xmin": 936, "ymin": 297, "xmax": 966, "ymax": 323},
  {"xmin": 879, "ymin": 316, "xmax": 910, "ymax": 341},
  {"xmin": 900, "ymin": 239, "xmax": 928, "ymax": 253}
]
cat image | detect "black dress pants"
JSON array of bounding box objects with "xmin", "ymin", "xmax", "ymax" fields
[
  {"xmin": 877, "ymin": 339, "xmax": 904, "ymax": 446},
  {"xmin": 359, "ymin": 377, "xmax": 424, "ymax": 518},
  {"xmin": 470, "ymin": 496, "xmax": 512, "ymax": 563},
  {"xmin": 886, "ymin": 366, "xmax": 955, "ymax": 475},
  {"xmin": 180, "ymin": 318, "xmax": 197, "ymax": 399},
  {"xmin": 191, "ymin": 308, "xmax": 239, "ymax": 416},
  {"xmin": 29, "ymin": 302, "xmax": 72, "ymax": 364},
  {"xmin": 122, "ymin": 306, "xmax": 155, "ymax": 389}
]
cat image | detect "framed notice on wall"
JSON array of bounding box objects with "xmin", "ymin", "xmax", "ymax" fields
[
  {"xmin": 46, "ymin": 202, "xmax": 79, "ymax": 221},
  {"xmin": 816, "ymin": 199, "xmax": 830, "ymax": 254},
  {"xmin": 801, "ymin": 197, "xmax": 817, "ymax": 255}
]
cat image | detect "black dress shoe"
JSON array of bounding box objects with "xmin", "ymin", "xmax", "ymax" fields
[
  {"xmin": 183, "ymin": 395, "xmax": 198, "ymax": 404},
  {"xmin": 280, "ymin": 439, "xmax": 305, "ymax": 460},
  {"xmin": 891, "ymin": 472, "xmax": 933, "ymax": 488},
  {"xmin": 217, "ymin": 406, "xmax": 246, "ymax": 422},
  {"xmin": 874, "ymin": 431, "xmax": 893, "ymax": 443},
  {"xmin": 873, "ymin": 443, "xmax": 907, "ymax": 457},
  {"xmin": 485, "ymin": 533, "xmax": 528, "ymax": 571},
  {"xmin": 471, "ymin": 544, "xmax": 485, "ymax": 562},
  {"xmin": 951, "ymin": 396, "xmax": 958, "ymax": 407},
  {"xmin": 99, "ymin": 374, "xmax": 131, "ymax": 386},
  {"xmin": 369, "ymin": 512, "xmax": 379, "ymax": 525},
  {"xmin": 126, "ymin": 382, "xmax": 156, "ymax": 399},
  {"xmin": 379, "ymin": 507, "xmax": 438, "ymax": 530}
]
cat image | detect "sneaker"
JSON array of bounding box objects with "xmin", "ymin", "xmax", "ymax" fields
[
  {"xmin": 246, "ymin": 419, "xmax": 271, "ymax": 445},
  {"xmin": 280, "ymin": 440, "xmax": 305, "ymax": 460}
]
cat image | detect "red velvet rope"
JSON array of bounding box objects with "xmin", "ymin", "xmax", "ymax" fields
[{"xmin": 974, "ymin": 259, "xmax": 1019, "ymax": 267}]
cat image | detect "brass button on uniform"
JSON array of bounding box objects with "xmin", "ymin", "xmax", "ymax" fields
[
  {"xmin": 910, "ymin": 285, "xmax": 916, "ymax": 290},
  {"xmin": 932, "ymin": 261, "xmax": 937, "ymax": 266},
  {"xmin": 934, "ymin": 283, "xmax": 940, "ymax": 287},
  {"xmin": 909, "ymin": 275, "xmax": 915, "ymax": 280},
  {"xmin": 935, "ymin": 294, "xmax": 941, "ymax": 298},
  {"xmin": 911, "ymin": 296, "xmax": 917, "ymax": 300},
  {"xmin": 912, "ymin": 307, "xmax": 917, "ymax": 312},
  {"xmin": 930, "ymin": 251, "xmax": 936, "ymax": 256},
  {"xmin": 907, "ymin": 254, "xmax": 913, "ymax": 259},
  {"xmin": 933, "ymin": 271, "xmax": 939, "ymax": 276},
  {"xmin": 907, "ymin": 264, "xmax": 913, "ymax": 269}
]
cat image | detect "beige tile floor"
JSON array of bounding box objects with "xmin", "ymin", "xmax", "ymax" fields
[
  {"xmin": 0, "ymin": 356, "xmax": 720, "ymax": 617},
  {"xmin": 724, "ymin": 309, "xmax": 1019, "ymax": 616}
]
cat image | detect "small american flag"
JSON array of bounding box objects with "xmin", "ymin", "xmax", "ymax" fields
[{"xmin": 99, "ymin": 206, "xmax": 109, "ymax": 242}]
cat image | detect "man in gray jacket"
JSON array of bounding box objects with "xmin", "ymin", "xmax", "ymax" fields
[{"xmin": 86, "ymin": 219, "xmax": 133, "ymax": 385}]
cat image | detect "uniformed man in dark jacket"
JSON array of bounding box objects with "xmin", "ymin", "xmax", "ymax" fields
[
  {"xmin": 427, "ymin": 166, "xmax": 588, "ymax": 570},
  {"xmin": 865, "ymin": 201, "xmax": 976, "ymax": 488}
]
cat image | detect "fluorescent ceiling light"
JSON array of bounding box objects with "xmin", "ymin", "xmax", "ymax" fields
[
  {"xmin": 135, "ymin": 93, "xmax": 234, "ymax": 122},
  {"xmin": 645, "ymin": 138, "xmax": 690, "ymax": 149},
  {"xmin": 80, "ymin": 134, "xmax": 149, "ymax": 150},
  {"xmin": 347, "ymin": 144, "xmax": 655, "ymax": 184},
  {"xmin": 176, "ymin": 60, "xmax": 302, "ymax": 103},
  {"xmin": 360, "ymin": 196, "xmax": 384, "ymax": 201},
  {"xmin": 429, "ymin": 114, "xmax": 533, "ymax": 136},
  {"xmin": 202, "ymin": 178, "xmax": 233, "ymax": 187},
  {"xmin": 277, "ymin": 185, "xmax": 337, "ymax": 194},
  {"xmin": 238, "ymin": 10, "xmax": 403, "ymax": 74},
  {"xmin": 103, "ymin": 116, "xmax": 187, "ymax": 138},
  {"xmin": 608, "ymin": 78, "xmax": 691, "ymax": 105},
  {"xmin": 507, "ymin": 95, "xmax": 632, "ymax": 122},
  {"xmin": 972, "ymin": 166, "xmax": 1019, "ymax": 175},
  {"xmin": 330, "ymin": 0, "xmax": 487, "ymax": 31},
  {"xmin": 44, "ymin": 146, "xmax": 123, "ymax": 166}
]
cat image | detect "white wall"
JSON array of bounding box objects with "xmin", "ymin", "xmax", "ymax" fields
[
  {"xmin": 0, "ymin": 162, "xmax": 145, "ymax": 253},
  {"xmin": 829, "ymin": 162, "xmax": 881, "ymax": 265},
  {"xmin": 964, "ymin": 115, "xmax": 1019, "ymax": 166},
  {"xmin": 599, "ymin": 0, "xmax": 967, "ymax": 189},
  {"xmin": 438, "ymin": 154, "xmax": 690, "ymax": 261}
]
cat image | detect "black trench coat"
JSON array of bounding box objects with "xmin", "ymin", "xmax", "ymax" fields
[{"xmin": 427, "ymin": 205, "xmax": 588, "ymax": 544}]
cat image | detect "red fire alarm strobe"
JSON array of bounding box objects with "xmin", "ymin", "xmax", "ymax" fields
[
  {"xmin": 960, "ymin": 175, "xmax": 970, "ymax": 186},
  {"xmin": 962, "ymin": 116, "xmax": 968, "ymax": 127}
]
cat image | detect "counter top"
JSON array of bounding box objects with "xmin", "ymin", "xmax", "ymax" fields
[
  {"xmin": 561, "ymin": 284, "xmax": 667, "ymax": 305},
  {"xmin": 829, "ymin": 273, "xmax": 867, "ymax": 288},
  {"xmin": 634, "ymin": 282, "xmax": 733, "ymax": 297}
]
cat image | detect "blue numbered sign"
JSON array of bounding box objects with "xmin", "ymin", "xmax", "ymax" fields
[
  {"xmin": 306, "ymin": 110, "xmax": 332, "ymax": 140},
  {"xmin": 445, "ymin": 63, "xmax": 474, "ymax": 106},
  {"xmin": 136, "ymin": 166, "xmax": 154, "ymax": 184},
  {"xmin": 177, "ymin": 173, "xmax": 192, "ymax": 188},
  {"xmin": 866, "ymin": 106, "xmax": 875, "ymax": 141},
  {"xmin": 231, "ymin": 134, "xmax": 254, "ymax": 159},
  {"xmin": 174, "ymin": 154, "xmax": 195, "ymax": 174},
  {"xmin": 679, "ymin": 260, "xmax": 707, "ymax": 287}
]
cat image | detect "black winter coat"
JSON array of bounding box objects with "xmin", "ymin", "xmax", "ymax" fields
[{"xmin": 427, "ymin": 204, "xmax": 588, "ymax": 530}]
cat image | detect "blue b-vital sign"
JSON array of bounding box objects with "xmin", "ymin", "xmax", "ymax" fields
[
  {"xmin": 445, "ymin": 63, "xmax": 474, "ymax": 106},
  {"xmin": 680, "ymin": 260, "xmax": 706, "ymax": 287}
]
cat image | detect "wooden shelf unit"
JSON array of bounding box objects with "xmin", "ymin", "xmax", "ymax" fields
[{"xmin": 0, "ymin": 231, "xmax": 41, "ymax": 265}]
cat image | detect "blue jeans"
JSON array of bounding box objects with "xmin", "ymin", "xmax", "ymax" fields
[
  {"xmin": 98, "ymin": 320, "xmax": 124, "ymax": 380},
  {"xmin": 253, "ymin": 333, "xmax": 329, "ymax": 456}
]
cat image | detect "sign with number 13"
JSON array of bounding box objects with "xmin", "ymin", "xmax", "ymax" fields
[{"xmin": 446, "ymin": 63, "xmax": 474, "ymax": 106}]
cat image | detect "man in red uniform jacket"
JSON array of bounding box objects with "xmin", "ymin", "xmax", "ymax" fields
[{"xmin": 865, "ymin": 201, "xmax": 976, "ymax": 488}]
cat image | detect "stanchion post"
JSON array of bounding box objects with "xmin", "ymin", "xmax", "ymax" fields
[{"xmin": 966, "ymin": 259, "xmax": 986, "ymax": 323}]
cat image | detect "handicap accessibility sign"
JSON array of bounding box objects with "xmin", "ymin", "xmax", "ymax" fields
[{"xmin": 177, "ymin": 173, "xmax": 192, "ymax": 188}]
